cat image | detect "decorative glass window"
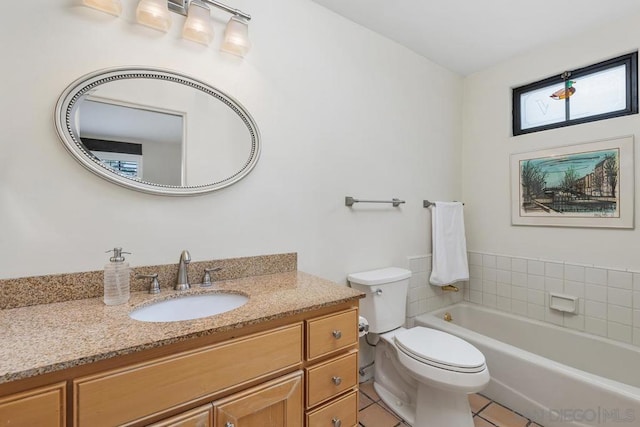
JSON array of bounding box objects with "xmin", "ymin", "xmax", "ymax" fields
[{"xmin": 513, "ymin": 52, "xmax": 638, "ymax": 136}]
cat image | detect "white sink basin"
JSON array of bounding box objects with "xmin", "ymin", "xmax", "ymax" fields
[{"xmin": 129, "ymin": 293, "xmax": 248, "ymax": 322}]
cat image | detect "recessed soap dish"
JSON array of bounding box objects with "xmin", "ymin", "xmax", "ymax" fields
[{"xmin": 549, "ymin": 292, "xmax": 578, "ymax": 314}]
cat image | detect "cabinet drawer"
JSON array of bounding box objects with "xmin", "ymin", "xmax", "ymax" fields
[
  {"xmin": 0, "ymin": 382, "xmax": 66, "ymax": 427},
  {"xmin": 148, "ymin": 404, "xmax": 213, "ymax": 427},
  {"xmin": 74, "ymin": 323, "xmax": 302, "ymax": 427},
  {"xmin": 306, "ymin": 389, "xmax": 358, "ymax": 427},
  {"xmin": 306, "ymin": 309, "xmax": 358, "ymax": 361},
  {"xmin": 306, "ymin": 351, "xmax": 358, "ymax": 408}
]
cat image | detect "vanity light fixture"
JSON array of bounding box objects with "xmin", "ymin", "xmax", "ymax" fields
[
  {"xmin": 83, "ymin": 0, "xmax": 122, "ymax": 16},
  {"xmin": 136, "ymin": 0, "xmax": 172, "ymax": 32},
  {"xmin": 182, "ymin": 0, "xmax": 213, "ymax": 45},
  {"xmin": 84, "ymin": 0, "xmax": 252, "ymax": 56},
  {"xmin": 221, "ymin": 15, "xmax": 251, "ymax": 56}
]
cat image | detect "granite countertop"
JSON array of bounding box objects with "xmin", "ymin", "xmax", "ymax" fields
[{"xmin": 0, "ymin": 271, "xmax": 363, "ymax": 384}]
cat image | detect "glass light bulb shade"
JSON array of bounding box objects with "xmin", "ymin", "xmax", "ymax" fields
[
  {"xmin": 221, "ymin": 16, "xmax": 251, "ymax": 57},
  {"xmin": 182, "ymin": 2, "xmax": 213, "ymax": 45},
  {"xmin": 83, "ymin": 0, "xmax": 122, "ymax": 16},
  {"xmin": 136, "ymin": 0, "xmax": 171, "ymax": 32}
]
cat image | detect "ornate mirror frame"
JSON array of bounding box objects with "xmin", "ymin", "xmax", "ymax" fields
[{"xmin": 54, "ymin": 67, "xmax": 261, "ymax": 196}]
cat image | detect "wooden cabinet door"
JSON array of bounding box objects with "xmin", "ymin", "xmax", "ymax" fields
[
  {"xmin": 0, "ymin": 382, "xmax": 66, "ymax": 427},
  {"xmin": 148, "ymin": 404, "xmax": 213, "ymax": 427},
  {"xmin": 213, "ymin": 371, "xmax": 302, "ymax": 427}
]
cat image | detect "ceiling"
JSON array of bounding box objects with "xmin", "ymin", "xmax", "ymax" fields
[{"xmin": 311, "ymin": 0, "xmax": 640, "ymax": 75}]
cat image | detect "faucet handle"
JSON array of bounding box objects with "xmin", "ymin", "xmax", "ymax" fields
[
  {"xmin": 136, "ymin": 273, "xmax": 160, "ymax": 294},
  {"xmin": 201, "ymin": 267, "xmax": 223, "ymax": 287}
]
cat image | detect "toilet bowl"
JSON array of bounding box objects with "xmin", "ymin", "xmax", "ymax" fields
[{"xmin": 349, "ymin": 267, "xmax": 489, "ymax": 427}]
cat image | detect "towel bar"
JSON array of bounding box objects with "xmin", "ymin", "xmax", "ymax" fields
[
  {"xmin": 423, "ymin": 200, "xmax": 464, "ymax": 208},
  {"xmin": 346, "ymin": 196, "xmax": 405, "ymax": 207}
]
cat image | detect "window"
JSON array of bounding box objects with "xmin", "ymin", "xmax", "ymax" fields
[{"xmin": 513, "ymin": 52, "xmax": 638, "ymax": 136}]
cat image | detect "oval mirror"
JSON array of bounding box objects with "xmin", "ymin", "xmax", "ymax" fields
[{"xmin": 55, "ymin": 67, "xmax": 260, "ymax": 195}]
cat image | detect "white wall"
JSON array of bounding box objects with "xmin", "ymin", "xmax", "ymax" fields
[
  {"xmin": 462, "ymin": 13, "xmax": 640, "ymax": 271},
  {"xmin": 0, "ymin": 0, "xmax": 462, "ymax": 281}
]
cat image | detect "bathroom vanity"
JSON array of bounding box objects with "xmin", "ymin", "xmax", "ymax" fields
[{"xmin": 0, "ymin": 268, "xmax": 363, "ymax": 427}]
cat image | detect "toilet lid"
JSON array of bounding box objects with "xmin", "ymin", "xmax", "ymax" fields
[{"xmin": 394, "ymin": 327, "xmax": 486, "ymax": 373}]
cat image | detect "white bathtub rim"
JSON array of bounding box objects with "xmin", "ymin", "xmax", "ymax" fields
[{"xmin": 415, "ymin": 302, "xmax": 640, "ymax": 403}]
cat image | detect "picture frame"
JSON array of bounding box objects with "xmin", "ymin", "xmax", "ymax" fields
[{"xmin": 510, "ymin": 135, "xmax": 634, "ymax": 228}]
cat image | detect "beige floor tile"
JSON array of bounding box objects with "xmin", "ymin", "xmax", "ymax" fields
[
  {"xmin": 359, "ymin": 391, "xmax": 374, "ymax": 410},
  {"xmin": 359, "ymin": 381, "xmax": 381, "ymax": 402},
  {"xmin": 469, "ymin": 393, "xmax": 491, "ymax": 413},
  {"xmin": 528, "ymin": 423, "xmax": 543, "ymax": 427},
  {"xmin": 358, "ymin": 403, "xmax": 402, "ymax": 427},
  {"xmin": 474, "ymin": 416, "xmax": 497, "ymax": 427},
  {"xmin": 479, "ymin": 403, "xmax": 529, "ymax": 427}
]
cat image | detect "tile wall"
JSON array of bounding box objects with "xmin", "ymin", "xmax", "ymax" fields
[
  {"xmin": 405, "ymin": 255, "xmax": 465, "ymax": 327},
  {"xmin": 406, "ymin": 252, "xmax": 640, "ymax": 347},
  {"xmin": 466, "ymin": 251, "xmax": 640, "ymax": 346}
]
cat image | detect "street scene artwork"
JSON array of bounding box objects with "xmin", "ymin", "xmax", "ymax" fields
[{"xmin": 511, "ymin": 136, "xmax": 634, "ymax": 228}]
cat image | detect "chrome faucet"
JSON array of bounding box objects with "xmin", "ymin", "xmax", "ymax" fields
[{"xmin": 176, "ymin": 250, "xmax": 191, "ymax": 291}]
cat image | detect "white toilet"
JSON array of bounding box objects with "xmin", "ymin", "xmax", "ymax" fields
[{"xmin": 349, "ymin": 267, "xmax": 489, "ymax": 427}]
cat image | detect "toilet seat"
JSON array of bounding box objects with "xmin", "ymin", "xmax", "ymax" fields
[{"xmin": 394, "ymin": 327, "xmax": 486, "ymax": 373}]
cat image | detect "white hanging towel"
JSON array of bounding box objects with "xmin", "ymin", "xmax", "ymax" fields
[{"xmin": 429, "ymin": 201, "xmax": 469, "ymax": 286}]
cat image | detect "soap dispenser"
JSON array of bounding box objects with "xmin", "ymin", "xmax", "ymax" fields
[{"xmin": 104, "ymin": 248, "xmax": 131, "ymax": 306}]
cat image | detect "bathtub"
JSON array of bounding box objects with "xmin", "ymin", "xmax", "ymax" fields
[{"xmin": 415, "ymin": 303, "xmax": 640, "ymax": 427}]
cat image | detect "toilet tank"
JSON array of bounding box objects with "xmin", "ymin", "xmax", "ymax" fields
[{"xmin": 348, "ymin": 267, "xmax": 411, "ymax": 334}]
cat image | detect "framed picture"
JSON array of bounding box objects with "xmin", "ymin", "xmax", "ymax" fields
[{"xmin": 510, "ymin": 135, "xmax": 634, "ymax": 228}]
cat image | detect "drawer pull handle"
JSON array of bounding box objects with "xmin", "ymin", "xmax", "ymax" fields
[
  {"xmin": 332, "ymin": 376, "xmax": 342, "ymax": 385},
  {"xmin": 332, "ymin": 330, "xmax": 342, "ymax": 339},
  {"xmin": 332, "ymin": 418, "xmax": 342, "ymax": 427},
  {"xmin": 225, "ymin": 422, "xmax": 235, "ymax": 427}
]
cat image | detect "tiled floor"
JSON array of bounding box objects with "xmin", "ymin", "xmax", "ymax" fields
[{"xmin": 358, "ymin": 380, "xmax": 543, "ymax": 427}]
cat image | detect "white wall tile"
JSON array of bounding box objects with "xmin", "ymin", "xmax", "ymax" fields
[
  {"xmin": 544, "ymin": 277, "xmax": 564, "ymax": 294},
  {"xmin": 527, "ymin": 304, "xmax": 545, "ymax": 321},
  {"xmin": 585, "ymin": 284, "xmax": 607, "ymax": 302},
  {"xmin": 564, "ymin": 281, "xmax": 585, "ymax": 298},
  {"xmin": 483, "ymin": 267, "xmax": 497, "ymax": 282},
  {"xmin": 585, "ymin": 317, "xmax": 607, "ymax": 337},
  {"xmin": 527, "ymin": 289, "xmax": 545, "ymax": 306},
  {"xmin": 482, "ymin": 281, "xmax": 497, "ymax": 295},
  {"xmin": 469, "ymin": 277, "xmax": 482, "ymax": 291},
  {"xmin": 511, "ymin": 286, "xmax": 527, "ymax": 301},
  {"xmin": 634, "ymin": 273, "xmax": 640, "ymax": 291},
  {"xmin": 409, "ymin": 272, "xmax": 428, "ymax": 289},
  {"xmin": 469, "ymin": 252, "xmax": 483, "ymax": 266},
  {"xmin": 634, "ymin": 309, "xmax": 640, "ymax": 328},
  {"xmin": 408, "ymin": 256, "xmax": 429, "ymax": 273},
  {"xmin": 585, "ymin": 268, "xmax": 607, "ymax": 285},
  {"xmin": 608, "ymin": 322, "xmax": 632, "ymax": 343},
  {"xmin": 564, "ymin": 264, "xmax": 585, "ymax": 282},
  {"xmin": 511, "ymin": 299, "xmax": 527, "ymax": 316},
  {"xmin": 511, "ymin": 272, "xmax": 528, "ymax": 287},
  {"xmin": 608, "ymin": 270, "xmax": 633, "ymax": 290},
  {"xmin": 482, "ymin": 254, "xmax": 497, "ymax": 268},
  {"xmin": 483, "ymin": 293, "xmax": 497, "ymax": 308},
  {"xmin": 497, "ymin": 296, "xmax": 511, "ymax": 312},
  {"xmin": 634, "ymin": 328, "xmax": 640, "ymax": 346},
  {"xmin": 608, "ymin": 287, "xmax": 632, "ymax": 308},
  {"xmin": 469, "ymin": 290, "xmax": 482, "ymax": 304},
  {"xmin": 496, "ymin": 256, "xmax": 511, "ymax": 271},
  {"xmin": 608, "ymin": 305, "xmax": 632, "ymax": 325},
  {"xmin": 528, "ymin": 260, "xmax": 545, "ymax": 276},
  {"xmin": 511, "ymin": 258, "xmax": 528, "ymax": 273},
  {"xmin": 564, "ymin": 314, "xmax": 585, "ymax": 331},
  {"xmin": 545, "ymin": 308, "xmax": 564, "ymax": 326},
  {"xmin": 496, "ymin": 269, "xmax": 511, "ymax": 284},
  {"xmin": 585, "ymin": 300, "xmax": 607, "ymax": 319},
  {"xmin": 497, "ymin": 282, "xmax": 511, "ymax": 298},
  {"xmin": 469, "ymin": 264, "xmax": 482, "ymax": 279},
  {"xmin": 527, "ymin": 274, "xmax": 545, "ymax": 290},
  {"xmin": 634, "ymin": 291, "xmax": 640, "ymax": 309},
  {"xmin": 545, "ymin": 262, "xmax": 564, "ymax": 279}
]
